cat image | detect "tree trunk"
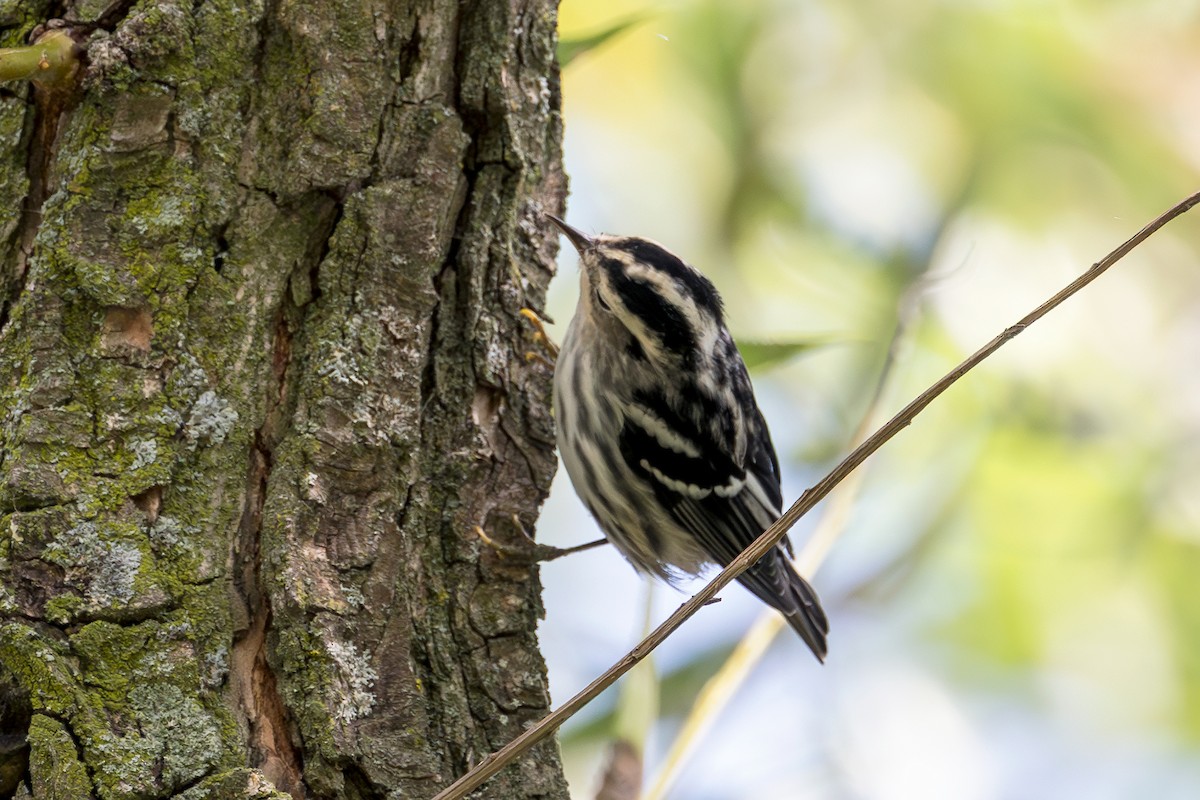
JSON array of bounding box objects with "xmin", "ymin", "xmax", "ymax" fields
[{"xmin": 0, "ymin": 1, "xmax": 568, "ymax": 798}]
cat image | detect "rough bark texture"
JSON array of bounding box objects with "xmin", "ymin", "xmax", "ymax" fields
[{"xmin": 0, "ymin": 1, "xmax": 568, "ymax": 798}]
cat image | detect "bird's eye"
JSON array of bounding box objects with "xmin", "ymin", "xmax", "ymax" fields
[{"xmin": 595, "ymin": 291, "xmax": 612, "ymax": 312}]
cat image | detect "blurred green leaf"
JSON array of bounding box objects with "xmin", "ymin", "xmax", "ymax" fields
[
  {"xmin": 738, "ymin": 337, "xmax": 832, "ymax": 372},
  {"xmin": 558, "ymin": 16, "xmax": 647, "ymax": 68}
]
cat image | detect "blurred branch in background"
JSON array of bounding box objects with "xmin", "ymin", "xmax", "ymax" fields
[
  {"xmin": 592, "ymin": 741, "xmax": 642, "ymax": 800},
  {"xmin": 592, "ymin": 588, "xmax": 658, "ymax": 800}
]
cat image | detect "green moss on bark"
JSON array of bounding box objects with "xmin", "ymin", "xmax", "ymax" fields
[{"xmin": 27, "ymin": 715, "xmax": 90, "ymax": 799}]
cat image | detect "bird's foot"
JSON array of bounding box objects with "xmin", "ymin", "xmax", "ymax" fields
[
  {"xmin": 519, "ymin": 307, "xmax": 559, "ymax": 367},
  {"xmin": 475, "ymin": 513, "xmax": 607, "ymax": 563}
]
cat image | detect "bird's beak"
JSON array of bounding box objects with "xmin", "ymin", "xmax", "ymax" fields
[{"xmin": 547, "ymin": 214, "xmax": 593, "ymax": 254}]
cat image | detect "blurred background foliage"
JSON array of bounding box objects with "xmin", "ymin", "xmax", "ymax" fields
[{"xmin": 537, "ymin": 0, "xmax": 1200, "ymax": 798}]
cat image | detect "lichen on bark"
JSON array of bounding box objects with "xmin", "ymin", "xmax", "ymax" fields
[{"xmin": 0, "ymin": 0, "xmax": 568, "ymax": 797}]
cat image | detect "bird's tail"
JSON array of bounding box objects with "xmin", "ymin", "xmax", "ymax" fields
[
  {"xmin": 741, "ymin": 552, "xmax": 829, "ymax": 662},
  {"xmin": 781, "ymin": 565, "xmax": 828, "ymax": 662}
]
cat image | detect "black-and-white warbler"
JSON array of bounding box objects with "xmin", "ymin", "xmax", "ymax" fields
[{"xmin": 550, "ymin": 217, "xmax": 829, "ymax": 661}]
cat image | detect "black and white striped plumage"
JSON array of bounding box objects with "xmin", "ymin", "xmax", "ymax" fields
[{"xmin": 550, "ymin": 217, "xmax": 829, "ymax": 661}]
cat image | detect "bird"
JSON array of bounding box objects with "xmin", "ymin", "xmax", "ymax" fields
[{"xmin": 548, "ymin": 216, "xmax": 829, "ymax": 661}]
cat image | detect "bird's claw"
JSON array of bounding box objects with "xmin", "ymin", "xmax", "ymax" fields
[
  {"xmin": 474, "ymin": 514, "xmax": 607, "ymax": 564},
  {"xmin": 519, "ymin": 307, "xmax": 559, "ymax": 362}
]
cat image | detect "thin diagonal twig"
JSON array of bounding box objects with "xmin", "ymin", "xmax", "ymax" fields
[{"xmin": 432, "ymin": 191, "xmax": 1200, "ymax": 800}]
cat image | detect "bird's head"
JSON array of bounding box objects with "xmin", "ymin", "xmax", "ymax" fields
[{"xmin": 549, "ymin": 216, "xmax": 725, "ymax": 367}]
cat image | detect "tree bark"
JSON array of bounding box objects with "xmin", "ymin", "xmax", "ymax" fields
[{"xmin": 0, "ymin": 1, "xmax": 568, "ymax": 798}]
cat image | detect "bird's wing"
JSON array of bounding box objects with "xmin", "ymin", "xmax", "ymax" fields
[
  {"xmin": 619, "ymin": 384, "xmax": 789, "ymax": 570},
  {"xmin": 619, "ymin": 386, "xmax": 828, "ymax": 659}
]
